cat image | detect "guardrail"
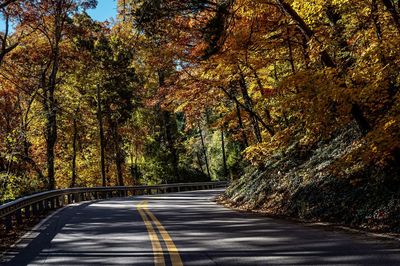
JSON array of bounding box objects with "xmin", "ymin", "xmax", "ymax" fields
[{"xmin": 0, "ymin": 181, "xmax": 228, "ymax": 231}]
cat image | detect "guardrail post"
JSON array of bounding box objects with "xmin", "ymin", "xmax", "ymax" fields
[
  {"xmin": 67, "ymin": 194, "xmax": 71, "ymax": 204},
  {"xmin": 73, "ymin": 193, "xmax": 76, "ymax": 203},
  {"xmin": 56, "ymin": 196, "xmax": 61, "ymax": 207},
  {"xmin": 3, "ymin": 215, "xmax": 12, "ymax": 231},
  {"xmin": 25, "ymin": 205, "xmax": 31, "ymax": 219},
  {"xmin": 38, "ymin": 200, "xmax": 44, "ymax": 213},
  {"xmin": 50, "ymin": 198, "xmax": 56, "ymax": 209},
  {"xmin": 15, "ymin": 209, "xmax": 23, "ymax": 224},
  {"xmin": 32, "ymin": 202, "xmax": 38, "ymax": 216}
]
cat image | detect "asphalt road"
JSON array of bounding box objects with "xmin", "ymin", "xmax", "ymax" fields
[{"xmin": 1, "ymin": 189, "xmax": 400, "ymax": 265}]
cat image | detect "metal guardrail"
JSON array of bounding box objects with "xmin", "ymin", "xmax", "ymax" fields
[{"xmin": 0, "ymin": 181, "xmax": 228, "ymax": 231}]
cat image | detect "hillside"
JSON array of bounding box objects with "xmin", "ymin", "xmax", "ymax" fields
[{"xmin": 221, "ymin": 121, "xmax": 400, "ymax": 233}]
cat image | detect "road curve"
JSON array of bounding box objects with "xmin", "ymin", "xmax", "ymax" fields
[{"xmin": 1, "ymin": 189, "xmax": 400, "ymax": 265}]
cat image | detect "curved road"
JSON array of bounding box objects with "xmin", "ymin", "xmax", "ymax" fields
[{"xmin": 1, "ymin": 189, "xmax": 400, "ymax": 265}]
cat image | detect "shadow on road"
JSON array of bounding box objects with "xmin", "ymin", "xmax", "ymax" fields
[{"xmin": 2, "ymin": 190, "xmax": 400, "ymax": 265}]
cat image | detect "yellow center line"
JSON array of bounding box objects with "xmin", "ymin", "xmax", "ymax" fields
[
  {"xmin": 137, "ymin": 201, "xmax": 166, "ymax": 266},
  {"xmin": 142, "ymin": 201, "xmax": 184, "ymax": 266}
]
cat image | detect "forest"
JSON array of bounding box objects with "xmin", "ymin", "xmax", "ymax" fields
[{"xmin": 0, "ymin": 0, "xmax": 399, "ymax": 231}]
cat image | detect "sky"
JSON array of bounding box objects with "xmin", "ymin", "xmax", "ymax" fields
[
  {"xmin": 0, "ymin": 0, "xmax": 118, "ymax": 31},
  {"xmin": 87, "ymin": 0, "xmax": 118, "ymax": 22}
]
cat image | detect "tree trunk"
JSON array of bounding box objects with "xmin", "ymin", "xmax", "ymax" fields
[
  {"xmin": 199, "ymin": 123, "xmax": 211, "ymax": 181},
  {"xmin": 220, "ymin": 85, "xmax": 274, "ymax": 136},
  {"xmin": 43, "ymin": 1, "xmax": 66, "ymax": 190},
  {"xmin": 301, "ymin": 35, "xmax": 310, "ymax": 68},
  {"xmin": 96, "ymin": 85, "xmax": 106, "ymax": 187},
  {"xmin": 129, "ymin": 143, "xmax": 138, "ymax": 183},
  {"xmin": 158, "ymin": 70, "xmax": 180, "ymax": 183},
  {"xmin": 351, "ymin": 104, "xmax": 371, "ymax": 134},
  {"xmin": 44, "ymin": 90, "xmax": 57, "ymax": 190},
  {"xmin": 236, "ymin": 103, "xmax": 249, "ymax": 148},
  {"xmin": 238, "ymin": 71, "xmax": 263, "ymax": 142},
  {"xmin": 196, "ymin": 152, "xmax": 205, "ymax": 175},
  {"xmin": 163, "ymin": 111, "xmax": 180, "ymax": 182},
  {"xmin": 274, "ymin": 0, "xmax": 335, "ymax": 68},
  {"xmin": 221, "ymin": 126, "xmax": 228, "ymax": 179},
  {"xmin": 0, "ymin": 12, "xmax": 18, "ymax": 66},
  {"xmin": 372, "ymin": 0, "xmax": 384, "ymax": 41},
  {"xmin": 18, "ymin": 91, "xmax": 45, "ymax": 182},
  {"xmin": 381, "ymin": 0, "xmax": 400, "ymax": 33},
  {"xmin": 113, "ymin": 122, "xmax": 124, "ymax": 187},
  {"xmin": 70, "ymin": 117, "xmax": 78, "ymax": 188},
  {"xmin": 286, "ymin": 23, "xmax": 296, "ymax": 73}
]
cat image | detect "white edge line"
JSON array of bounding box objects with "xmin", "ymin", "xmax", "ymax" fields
[{"xmin": 0, "ymin": 202, "xmax": 86, "ymax": 263}]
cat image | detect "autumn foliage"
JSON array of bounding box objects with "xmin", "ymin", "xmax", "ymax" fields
[{"xmin": 0, "ymin": 0, "xmax": 400, "ymax": 229}]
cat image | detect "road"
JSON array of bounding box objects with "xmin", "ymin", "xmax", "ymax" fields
[{"xmin": 1, "ymin": 189, "xmax": 400, "ymax": 265}]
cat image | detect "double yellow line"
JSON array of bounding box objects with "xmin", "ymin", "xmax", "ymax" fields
[{"xmin": 137, "ymin": 201, "xmax": 183, "ymax": 266}]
